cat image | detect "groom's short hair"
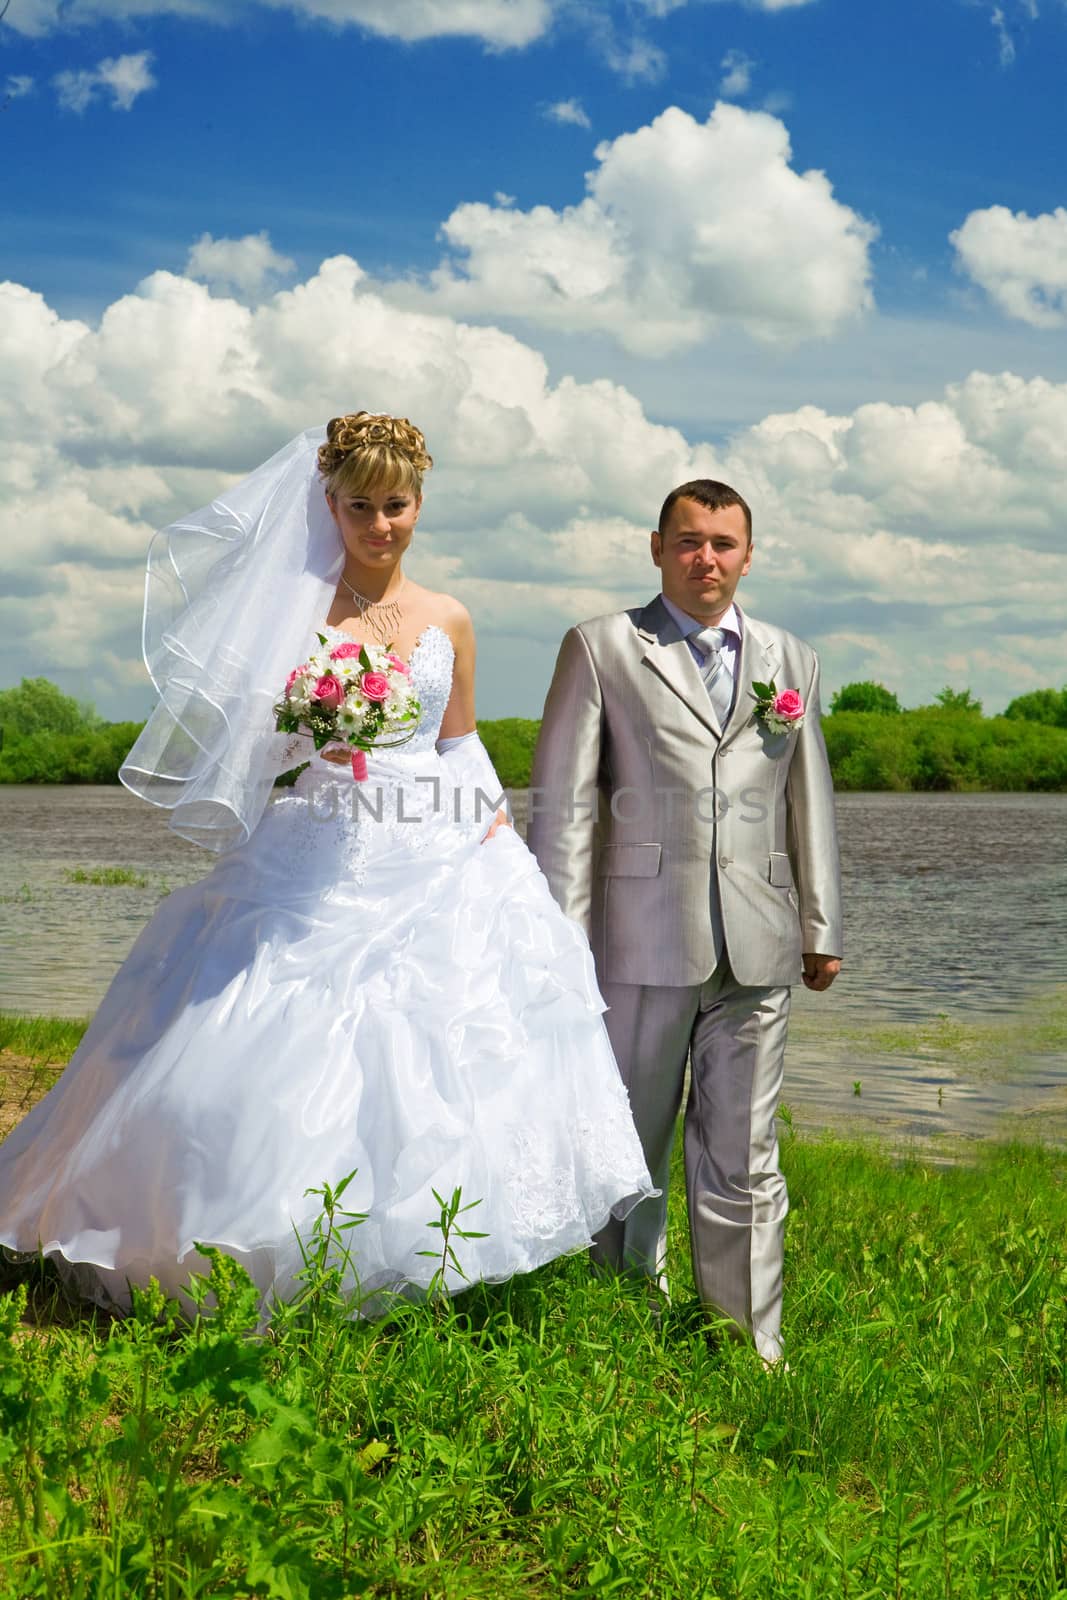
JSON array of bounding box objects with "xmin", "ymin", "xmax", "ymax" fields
[{"xmin": 658, "ymin": 480, "xmax": 752, "ymax": 544}]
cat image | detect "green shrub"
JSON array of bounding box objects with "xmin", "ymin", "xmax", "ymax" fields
[
  {"xmin": 929, "ymin": 686, "xmax": 984, "ymax": 714},
  {"xmin": 909, "ymin": 711, "xmax": 1067, "ymax": 791},
  {"xmin": 822, "ymin": 710, "xmax": 1067, "ymax": 792},
  {"xmin": 1004, "ymin": 686, "xmax": 1067, "ymax": 728},
  {"xmin": 4, "ymin": 679, "xmax": 1067, "ymax": 793},
  {"xmin": 823, "ymin": 712, "xmax": 921, "ymax": 790},
  {"xmin": 478, "ymin": 717, "xmax": 541, "ymax": 789},
  {"xmin": 0, "ymin": 716, "xmax": 148, "ymax": 785},
  {"xmin": 828, "ymin": 680, "xmax": 902, "ymax": 714},
  {"xmin": 0, "ymin": 676, "xmax": 100, "ymax": 740}
]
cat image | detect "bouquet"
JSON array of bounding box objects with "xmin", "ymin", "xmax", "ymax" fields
[{"xmin": 274, "ymin": 634, "xmax": 421, "ymax": 779}]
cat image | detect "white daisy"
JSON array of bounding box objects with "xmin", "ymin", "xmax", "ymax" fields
[{"xmin": 337, "ymin": 698, "xmax": 369, "ymax": 736}]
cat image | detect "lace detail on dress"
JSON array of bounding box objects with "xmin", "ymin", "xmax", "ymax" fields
[{"xmin": 501, "ymin": 1072, "xmax": 646, "ymax": 1241}]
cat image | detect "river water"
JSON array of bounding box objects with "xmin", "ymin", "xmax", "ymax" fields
[{"xmin": 1, "ymin": 787, "xmax": 1064, "ymax": 1147}]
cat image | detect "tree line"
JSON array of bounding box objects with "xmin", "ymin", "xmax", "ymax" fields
[{"xmin": 2, "ymin": 675, "xmax": 1066, "ymax": 792}]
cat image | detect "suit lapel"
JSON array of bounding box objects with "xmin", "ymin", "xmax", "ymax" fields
[
  {"xmin": 636, "ymin": 595, "xmax": 722, "ymax": 739},
  {"xmin": 720, "ymin": 609, "xmax": 781, "ymax": 752}
]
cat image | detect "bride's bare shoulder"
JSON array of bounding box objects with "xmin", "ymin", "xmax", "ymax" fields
[{"xmin": 412, "ymin": 584, "xmax": 473, "ymax": 642}]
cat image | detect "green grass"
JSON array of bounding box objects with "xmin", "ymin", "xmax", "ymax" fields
[
  {"xmin": 0, "ymin": 1014, "xmax": 91, "ymax": 1063},
  {"xmin": 0, "ymin": 1017, "xmax": 90, "ymax": 1139},
  {"xmin": 0, "ymin": 1130, "xmax": 1064, "ymax": 1597},
  {"xmin": 63, "ymin": 865, "xmax": 150, "ymax": 888}
]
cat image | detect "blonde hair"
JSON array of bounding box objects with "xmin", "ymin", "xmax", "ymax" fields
[{"xmin": 317, "ymin": 412, "xmax": 433, "ymax": 500}]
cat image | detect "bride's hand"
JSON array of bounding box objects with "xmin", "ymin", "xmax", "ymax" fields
[
  {"xmin": 482, "ymin": 808, "xmax": 511, "ymax": 842},
  {"xmin": 319, "ymin": 741, "xmax": 354, "ymax": 768}
]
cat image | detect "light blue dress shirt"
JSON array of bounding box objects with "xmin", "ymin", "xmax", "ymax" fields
[{"xmin": 659, "ymin": 595, "xmax": 743, "ymax": 683}]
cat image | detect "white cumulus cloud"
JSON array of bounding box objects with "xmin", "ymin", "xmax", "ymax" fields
[
  {"xmin": 412, "ymin": 102, "xmax": 876, "ymax": 354},
  {"xmin": 719, "ymin": 49, "xmax": 754, "ymax": 96},
  {"xmin": 543, "ymin": 97, "xmax": 592, "ymax": 129},
  {"xmin": 0, "ymin": 257, "xmax": 715, "ymax": 712},
  {"xmin": 637, "ymin": 0, "xmax": 814, "ymax": 8},
  {"xmin": 2, "ymin": 257, "xmax": 1065, "ymax": 719},
  {"xmin": 4, "ymin": 75, "xmax": 36, "ymax": 99},
  {"xmin": 577, "ymin": 3, "xmax": 668, "ymax": 81},
  {"xmin": 262, "ymin": 0, "xmax": 555, "ymax": 45},
  {"xmin": 694, "ymin": 0, "xmax": 816, "ymax": 8},
  {"xmin": 53, "ymin": 51, "xmax": 157, "ymax": 113},
  {"xmin": 5, "ymin": 0, "xmax": 556, "ymax": 46},
  {"xmin": 952, "ymin": 205, "xmax": 1067, "ymax": 327},
  {"xmin": 186, "ymin": 232, "xmax": 297, "ymax": 301}
]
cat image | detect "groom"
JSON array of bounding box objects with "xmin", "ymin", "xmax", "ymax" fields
[{"xmin": 527, "ymin": 479, "xmax": 842, "ymax": 1361}]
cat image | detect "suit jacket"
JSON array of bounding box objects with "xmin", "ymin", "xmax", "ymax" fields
[{"xmin": 527, "ymin": 595, "xmax": 843, "ymax": 989}]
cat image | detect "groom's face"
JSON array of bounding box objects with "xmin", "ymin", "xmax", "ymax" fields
[{"xmin": 651, "ymin": 498, "xmax": 753, "ymax": 622}]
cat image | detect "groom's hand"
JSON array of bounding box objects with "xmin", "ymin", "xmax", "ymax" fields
[{"xmin": 802, "ymin": 953, "xmax": 841, "ymax": 992}]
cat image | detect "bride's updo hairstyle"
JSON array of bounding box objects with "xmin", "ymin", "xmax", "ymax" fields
[{"xmin": 317, "ymin": 412, "xmax": 433, "ymax": 500}]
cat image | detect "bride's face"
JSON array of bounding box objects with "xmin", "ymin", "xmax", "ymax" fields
[{"xmin": 327, "ymin": 483, "xmax": 421, "ymax": 571}]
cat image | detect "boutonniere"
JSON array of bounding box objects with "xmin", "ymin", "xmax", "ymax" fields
[{"xmin": 751, "ymin": 680, "xmax": 806, "ymax": 734}]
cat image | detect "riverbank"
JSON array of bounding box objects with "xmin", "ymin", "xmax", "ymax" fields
[{"xmin": 1, "ymin": 1080, "xmax": 1064, "ymax": 1595}]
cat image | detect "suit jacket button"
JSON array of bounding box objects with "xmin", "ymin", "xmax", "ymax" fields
[{"xmin": 719, "ymin": 856, "xmax": 731, "ymax": 867}]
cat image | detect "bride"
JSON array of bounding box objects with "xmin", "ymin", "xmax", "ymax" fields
[{"xmin": 0, "ymin": 413, "xmax": 655, "ymax": 1313}]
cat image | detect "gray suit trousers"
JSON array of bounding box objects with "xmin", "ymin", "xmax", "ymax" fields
[{"xmin": 594, "ymin": 961, "xmax": 790, "ymax": 1362}]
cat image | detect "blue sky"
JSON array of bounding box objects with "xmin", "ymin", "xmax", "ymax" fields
[{"xmin": 2, "ymin": 0, "xmax": 1065, "ymax": 719}]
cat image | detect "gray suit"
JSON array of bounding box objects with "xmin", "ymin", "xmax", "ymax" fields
[{"xmin": 528, "ymin": 595, "xmax": 842, "ymax": 1358}]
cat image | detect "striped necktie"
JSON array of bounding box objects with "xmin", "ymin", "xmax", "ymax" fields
[{"xmin": 693, "ymin": 625, "xmax": 732, "ymax": 728}]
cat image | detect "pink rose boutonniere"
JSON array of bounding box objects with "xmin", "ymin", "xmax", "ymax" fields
[{"xmin": 752, "ymin": 680, "xmax": 806, "ymax": 735}]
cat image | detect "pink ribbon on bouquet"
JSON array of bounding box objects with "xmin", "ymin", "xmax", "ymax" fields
[{"xmin": 351, "ymin": 749, "xmax": 368, "ymax": 782}]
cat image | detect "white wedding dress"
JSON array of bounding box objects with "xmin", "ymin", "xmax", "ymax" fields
[{"xmin": 0, "ymin": 625, "xmax": 654, "ymax": 1312}]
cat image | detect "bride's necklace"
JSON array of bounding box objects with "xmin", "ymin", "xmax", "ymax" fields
[{"xmin": 340, "ymin": 574, "xmax": 406, "ymax": 643}]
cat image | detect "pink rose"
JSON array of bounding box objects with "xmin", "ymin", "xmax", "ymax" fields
[
  {"xmin": 312, "ymin": 674, "xmax": 345, "ymax": 708},
  {"xmin": 772, "ymin": 689, "xmax": 805, "ymax": 721},
  {"xmin": 385, "ymin": 652, "xmax": 411, "ymax": 676},
  {"xmin": 330, "ymin": 641, "xmax": 363, "ymax": 661},
  {"xmin": 360, "ymin": 671, "xmax": 391, "ymax": 703},
  {"xmin": 285, "ymin": 664, "xmax": 309, "ymax": 694}
]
